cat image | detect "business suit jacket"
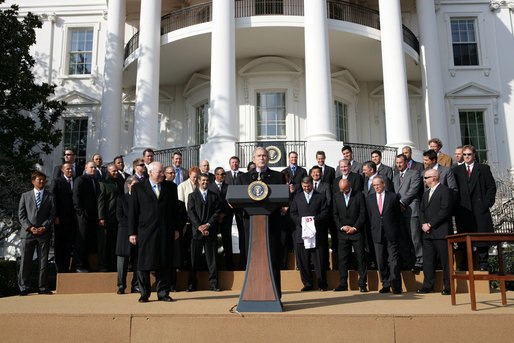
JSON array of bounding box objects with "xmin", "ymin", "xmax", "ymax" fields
[
  {"xmin": 98, "ymin": 177, "xmax": 122, "ymax": 225},
  {"xmin": 453, "ymin": 163, "xmax": 496, "ymax": 234},
  {"xmin": 128, "ymin": 179, "xmax": 179, "ymax": 270},
  {"xmin": 18, "ymin": 189, "xmax": 55, "ymax": 239},
  {"xmin": 188, "ymin": 189, "xmax": 221, "ymax": 241},
  {"xmin": 437, "ymin": 152, "xmax": 453, "ymax": 168},
  {"xmin": 351, "ymin": 160, "xmax": 363, "ymax": 175},
  {"xmin": 289, "ymin": 191, "xmax": 329, "ymax": 244},
  {"xmin": 316, "ymin": 164, "xmax": 336, "ymax": 186},
  {"xmin": 49, "ymin": 176, "xmax": 76, "ymax": 226},
  {"xmin": 362, "ymin": 175, "xmax": 394, "ymax": 197},
  {"xmin": 422, "ymin": 165, "xmax": 458, "ymax": 193},
  {"xmin": 393, "ymin": 168, "xmax": 422, "ymax": 217},
  {"xmin": 333, "ymin": 172, "xmax": 364, "ymax": 193},
  {"xmin": 332, "ymin": 190, "xmax": 366, "ymax": 241},
  {"xmin": 52, "ymin": 163, "xmax": 84, "ymax": 180},
  {"xmin": 173, "ymin": 166, "xmax": 189, "ymax": 185},
  {"xmin": 281, "ymin": 165, "xmax": 308, "ymax": 185},
  {"xmin": 377, "ymin": 163, "xmax": 393, "ymax": 181},
  {"xmin": 366, "ymin": 191, "xmax": 401, "ymax": 243},
  {"xmin": 419, "ymin": 184, "xmax": 454, "ymax": 239},
  {"xmin": 177, "ymin": 178, "xmax": 197, "ymax": 211},
  {"xmin": 72, "ymin": 174, "xmax": 99, "ymax": 219},
  {"xmin": 208, "ymin": 182, "xmax": 231, "ymax": 216},
  {"xmin": 313, "ymin": 181, "xmax": 332, "ymax": 207},
  {"xmin": 225, "ymin": 170, "xmax": 243, "ymax": 185},
  {"xmin": 116, "ymin": 193, "xmax": 133, "ymax": 257}
]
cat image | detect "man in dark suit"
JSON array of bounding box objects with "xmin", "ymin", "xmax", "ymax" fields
[
  {"xmin": 200, "ymin": 160, "xmax": 216, "ymax": 183},
  {"xmin": 132, "ymin": 158, "xmax": 147, "ymax": 182},
  {"xmin": 362, "ymin": 161, "xmax": 394, "ymax": 197},
  {"xmin": 290, "ymin": 176, "xmax": 329, "ymax": 291},
  {"xmin": 129, "ymin": 162, "xmax": 180, "ymax": 302},
  {"xmin": 171, "ymin": 151, "xmax": 189, "ymax": 185},
  {"xmin": 401, "ymin": 146, "xmax": 424, "ymax": 172},
  {"xmin": 18, "ymin": 171, "xmax": 55, "ymax": 295},
  {"xmin": 452, "ymin": 146, "xmax": 465, "ymax": 170},
  {"xmin": 393, "ymin": 154, "xmax": 423, "ymax": 272},
  {"xmin": 371, "ymin": 150, "xmax": 393, "ymax": 181},
  {"xmin": 209, "ymin": 167, "xmax": 234, "ymax": 270},
  {"xmin": 92, "ymin": 154, "xmax": 107, "ymax": 182},
  {"xmin": 49, "ymin": 162, "xmax": 76, "ymax": 273},
  {"xmin": 52, "ymin": 148, "xmax": 84, "ymax": 179},
  {"xmin": 366, "ymin": 175, "xmax": 402, "ymax": 294},
  {"xmin": 314, "ymin": 151, "xmax": 335, "ymax": 187},
  {"xmin": 333, "ymin": 159, "xmax": 364, "ymax": 193},
  {"xmin": 142, "ymin": 148, "xmax": 155, "ymax": 172},
  {"xmin": 281, "ymin": 151, "xmax": 307, "ymax": 186},
  {"xmin": 341, "ymin": 145, "xmax": 363, "ymax": 175},
  {"xmin": 187, "ymin": 173, "xmax": 222, "ymax": 291},
  {"xmin": 422, "ymin": 150, "xmax": 458, "ymax": 193},
  {"xmin": 114, "ymin": 155, "xmax": 130, "ymax": 181},
  {"xmin": 332, "ymin": 179, "xmax": 368, "ymax": 292},
  {"xmin": 310, "ymin": 165, "xmax": 333, "ymax": 267},
  {"xmin": 239, "ymin": 147, "xmax": 287, "ymax": 297},
  {"xmin": 72, "ymin": 160, "xmax": 99, "ymax": 272},
  {"xmin": 417, "ymin": 169, "xmax": 454, "ymax": 295},
  {"xmin": 453, "ymin": 145, "xmax": 497, "ymax": 271},
  {"xmin": 225, "ymin": 156, "xmax": 246, "ymax": 270}
]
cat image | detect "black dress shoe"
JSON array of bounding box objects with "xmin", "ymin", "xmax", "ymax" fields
[
  {"xmin": 301, "ymin": 286, "xmax": 313, "ymax": 292},
  {"xmin": 138, "ymin": 296, "xmax": 149, "ymax": 303},
  {"xmin": 169, "ymin": 286, "xmax": 177, "ymax": 293},
  {"xmin": 210, "ymin": 287, "xmax": 221, "ymax": 292},
  {"xmin": 38, "ymin": 290, "xmax": 53, "ymax": 295},
  {"xmin": 319, "ymin": 287, "xmax": 328, "ymax": 292},
  {"xmin": 131, "ymin": 288, "xmax": 140, "ymax": 294},
  {"xmin": 158, "ymin": 295, "xmax": 173, "ymax": 302},
  {"xmin": 360, "ymin": 286, "xmax": 368, "ymax": 293},
  {"xmin": 186, "ymin": 287, "xmax": 196, "ymax": 292},
  {"xmin": 479, "ymin": 265, "xmax": 488, "ymax": 272},
  {"xmin": 379, "ymin": 287, "xmax": 390, "ymax": 294},
  {"xmin": 117, "ymin": 288, "xmax": 125, "ymax": 295},
  {"xmin": 75, "ymin": 268, "xmax": 89, "ymax": 273},
  {"xmin": 416, "ymin": 288, "xmax": 432, "ymax": 294},
  {"xmin": 333, "ymin": 285, "xmax": 348, "ymax": 292},
  {"xmin": 393, "ymin": 289, "xmax": 402, "ymax": 295},
  {"xmin": 19, "ymin": 290, "xmax": 29, "ymax": 296},
  {"xmin": 441, "ymin": 289, "xmax": 451, "ymax": 295},
  {"xmin": 411, "ymin": 266, "xmax": 422, "ymax": 273}
]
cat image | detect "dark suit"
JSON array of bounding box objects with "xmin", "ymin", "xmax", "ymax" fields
[
  {"xmin": 97, "ymin": 177, "xmax": 122, "ymax": 271},
  {"xmin": 239, "ymin": 168, "xmax": 286, "ymax": 296},
  {"xmin": 209, "ymin": 182, "xmax": 234, "ymax": 270},
  {"xmin": 281, "ymin": 165, "xmax": 307, "ymax": 185},
  {"xmin": 187, "ymin": 189, "xmax": 221, "ymax": 289},
  {"xmin": 72, "ymin": 173, "xmax": 99, "ymax": 270},
  {"xmin": 453, "ymin": 163, "xmax": 496, "ymax": 267},
  {"xmin": 52, "ymin": 162, "xmax": 84, "ymax": 180},
  {"xmin": 317, "ymin": 164, "xmax": 335, "ymax": 187},
  {"xmin": 116, "ymin": 193, "xmax": 138, "ymax": 292},
  {"xmin": 332, "ymin": 172, "xmax": 364, "ymax": 193},
  {"xmin": 18, "ymin": 189, "xmax": 55, "ymax": 293},
  {"xmin": 421, "ymin": 165, "xmax": 458, "ymax": 193},
  {"xmin": 225, "ymin": 170, "xmax": 246, "ymax": 269},
  {"xmin": 351, "ymin": 160, "xmax": 363, "ymax": 175},
  {"xmin": 394, "ymin": 160, "xmax": 424, "ymax": 174},
  {"xmin": 313, "ymin": 180, "xmax": 333, "ymax": 264},
  {"xmin": 129, "ymin": 179, "xmax": 179, "ymax": 299},
  {"xmin": 49, "ymin": 176, "xmax": 76, "ymax": 273},
  {"xmin": 419, "ymin": 184, "xmax": 454, "ymax": 291},
  {"xmin": 332, "ymin": 190, "xmax": 367, "ymax": 288},
  {"xmin": 366, "ymin": 191, "xmax": 402, "ymax": 291},
  {"xmin": 377, "ymin": 163, "xmax": 393, "ymax": 181},
  {"xmin": 290, "ymin": 190, "xmax": 329, "ymax": 289}
]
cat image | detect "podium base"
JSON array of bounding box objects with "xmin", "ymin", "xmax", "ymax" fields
[{"xmin": 237, "ymin": 299, "xmax": 283, "ymax": 312}]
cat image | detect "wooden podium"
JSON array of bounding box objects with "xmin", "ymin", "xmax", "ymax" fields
[{"xmin": 226, "ymin": 184, "xmax": 289, "ymax": 312}]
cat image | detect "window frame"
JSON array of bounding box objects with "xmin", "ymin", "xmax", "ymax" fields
[
  {"xmin": 62, "ymin": 117, "xmax": 89, "ymax": 166},
  {"xmin": 195, "ymin": 102, "xmax": 209, "ymax": 145},
  {"xmin": 59, "ymin": 22, "xmax": 100, "ymax": 81},
  {"xmin": 256, "ymin": 91, "xmax": 287, "ymax": 141},
  {"xmin": 458, "ymin": 109, "xmax": 488, "ymax": 162},
  {"xmin": 334, "ymin": 99, "xmax": 349, "ymax": 142}
]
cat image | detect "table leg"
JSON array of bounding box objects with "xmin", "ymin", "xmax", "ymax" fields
[
  {"xmin": 497, "ymin": 243, "xmax": 507, "ymax": 306},
  {"xmin": 466, "ymin": 236, "xmax": 476, "ymax": 311},
  {"xmin": 448, "ymin": 239, "xmax": 456, "ymax": 305}
]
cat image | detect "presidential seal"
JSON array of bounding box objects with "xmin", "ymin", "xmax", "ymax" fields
[
  {"xmin": 248, "ymin": 180, "xmax": 269, "ymax": 201},
  {"xmin": 265, "ymin": 145, "xmax": 282, "ymax": 164}
]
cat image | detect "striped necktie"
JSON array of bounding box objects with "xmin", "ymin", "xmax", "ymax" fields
[{"xmin": 36, "ymin": 192, "xmax": 41, "ymax": 209}]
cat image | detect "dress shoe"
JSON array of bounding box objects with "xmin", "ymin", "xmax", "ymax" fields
[
  {"xmin": 393, "ymin": 289, "xmax": 402, "ymax": 295},
  {"xmin": 75, "ymin": 268, "xmax": 88, "ymax": 273},
  {"xmin": 19, "ymin": 290, "xmax": 29, "ymax": 296},
  {"xmin": 479, "ymin": 265, "xmax": 488, "ymax": 272},
  {"xmin": 416, "ymin": 288, "xmax": 432, "ymax": 294},
  {"xmin": 411, "ymin": 266, "xmax": 422, "ymax": 273},
  {"xmin": 210, "ymin": 287, "xmax": 221, "ymax": 292},
  {"xmin": 169, "ymin": 286, "xmax": 177, "ymax": 293},
  {"xmin": 158, "ymin": 295, "xmax": 173, "ymax": 302},
  {"xmin": 379, "ymin": 287, "xmax": 390, "ymax": 294},
  {"xmin": 333, "ymin": 285, "xmax": 348, "ymax": 292},
  {"xmin": 138, "ymin": 296, "xmax": 149, "ymax": 303},
  {"xmin": 319, "ymin": 287, "xmax": 328, "ymax": 292},
  {"xmin": 38, "ymin": 290, "xmax": 53, "ymax": 295},
  {"xmin": 359, "ymin": 286, "xmax": 368, "ymax": 293},
  {"xmin": 131, "ymin": 288, "xmax": 140, "ymax": 294},
  {"xmin": 117, "ymin": 288, "xmax": 125, "ymax": 295},
  {"xmin": 300, "ymin": 286, "xmax": 313, "ymax": 292},
  {"xmin": 186, "ymin": 287, "xmax": 196, "ymax": 292},
  {"xmin": 368, "ymin": 262, "xmax": 377, "ymax": 270},
  {"xmin": 441, "ymin": 289, "xmax": 451, "ymax": 295}
]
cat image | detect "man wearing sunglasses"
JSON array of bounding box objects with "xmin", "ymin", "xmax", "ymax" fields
[{"xmin": 52, "ymin": 148, "xmax": 84, "ymax": 179}]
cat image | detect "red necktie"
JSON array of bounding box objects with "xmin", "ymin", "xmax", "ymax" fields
[
  {"xmin": 67, "ymin": 178, "xmax": 72, "ymax": 191},
  {"xmin": 467, "ymin": 165, "xmax": 471, "ymax": 179},
  {"xmin": 378, "ymin": 193, "xmax": 383, "ymax": 215}
]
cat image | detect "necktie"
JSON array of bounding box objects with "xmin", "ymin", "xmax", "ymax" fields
[
  {"xmin": 67, "ymin": 178, "xmax": 72, "ymax": 191},
  {"xmin": 174, "ymin": 168, "xmax": 181, "ymax": 184},
  {"xmin": 467, "ymin": 165, "xmax": 471, "ymax": 179},
  {"xmin": 400, "ymin": 172, "xmax": 404, "ymax": 185},
  {"xmin": 218, "ymin": 183, "xmax": 222, "ymax": 191},
  {"xmin": 35, "ymin": 192, "xmax": 41, "ymax": 209},
  {"xmin": 154, "ymin": 184, "xmax": 160, "ymax": 199},
  {"xmin": 202, "ymin": 192, "xmax": 206, "ymax": 202},
  {"xmin": 314, "ymin": 182, "xmax": 318, "ymax": 191},
  {"xmin": 428, "ymin": 188, "xmax": 434, "ymax": 202},
  {"xmin": 291, "ymin": 166, "xmax": 296, "ymax": 176},
  {"xmin": 378, "ymin": 193, "xmax": 383, "ymax": 215},
  {"xmin": 368, "ymin": 178, "xmax": 372, "ymax": 191}
]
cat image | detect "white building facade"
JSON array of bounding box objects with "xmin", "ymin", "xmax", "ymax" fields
[{"xmin": 4, "ymin": 0, "xmax": 514, "ymax": 177}]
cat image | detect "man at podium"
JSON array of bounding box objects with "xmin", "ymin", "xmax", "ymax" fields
[{"xmin": 239, "ymin": 147, "xmax": 287, "ymax": 297}]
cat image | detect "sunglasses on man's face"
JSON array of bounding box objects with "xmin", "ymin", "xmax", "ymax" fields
[{"xmin": 463, "ymin": 153, "xmax": 473, "ymax": 156}]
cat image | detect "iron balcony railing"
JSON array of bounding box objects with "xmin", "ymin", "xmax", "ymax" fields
[
  {"xmin": 154, "ymin": 145, "xmax": 201, "ymax": 170},
  {"xmin": 236, "ymin": 140, "xmax": 307, "ymax": 168},
  {"xmin": 124, "ymin": 0, "xmax": 420, "ymax": 59}
]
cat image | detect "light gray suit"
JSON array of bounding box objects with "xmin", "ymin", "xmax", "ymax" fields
[
  {"xmin": 422, "ymin": 165, "xmax": 458, "ymax": 193},
  {"xmin": 393, "ymin": 168, "xmax": 422, "ymax": 268},
  {"xmin": 18, "ymin": 189, "xmax": 55, "ymax": 293}
]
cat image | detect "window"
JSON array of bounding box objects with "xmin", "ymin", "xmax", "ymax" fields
[
  {"xmin": 63, "ymin": 118, "xmax": 88, "ymax": 166},
  {"xmin": 450, "ymin": 18, "xmax": 479, "ymax": 66},
  {"xmin": 68, "ymin": 28, "xmax": 94, "ymax": 74},
  {"xmin": 459, "ymin": 110, "xmax": 487, "ymax": 162},
  {"xmin": 257, "ymin": 92, "xmax": 286, "ymax": 139},
  {"xmin": 196, "ymin": 103, "xmax": 209, "ymax": 144},
  {"xmin": 255, "ymin": 0, "xmax": 284, "ymax": 15},
  {"xmin": 335, "ymin": 100, "xmax": 348, "ymax": 142}
]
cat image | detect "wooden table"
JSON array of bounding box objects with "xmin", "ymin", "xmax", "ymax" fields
[{"xmin": 447, "ymin": 233, "xmax": 514, "ymax": 310}]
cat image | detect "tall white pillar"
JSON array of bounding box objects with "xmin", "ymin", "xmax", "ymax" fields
[
  {"xmin": 416, "ymin": 0, "xmax": 449, "ymax": 151},
  {"xmin": 304, "ymin": 0, "xmax": 336, "ymax": 142},
  {"xmin": 99, "ymin": 0, "xmax": 125, "ymax": 161},
  {"xmin": 132, "ymin": 0, "xmax": 161, "ymax": 154},
  {"xmin": 378, "ymin": 0, "xmax": 414, "ymax": 149},
  {"xmin": 200, "ymin": 0, "xmax": 236, "ymax": 168}
]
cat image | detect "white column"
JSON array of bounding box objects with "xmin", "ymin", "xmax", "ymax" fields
[
  {"xmin": 416, "ymin": 0, "xmax": 449, "ymax": 151},
  {"xmin": 304, "ymin": 0, "xmax": 336, "ymax": 142},
  {"xmin": 378, "ymin": 0, "xmax": 414, "ymax": 148},
  {"xmin": 99, "ymin": 0, "xmax": 125, "ymax": 161},
  {"xmin": 132, "ymin": 0, "xmax": 161, "ymax": 154},
  {"xmin": 200, "ymin": 0, "xmax": 236, "ymax": 168}
]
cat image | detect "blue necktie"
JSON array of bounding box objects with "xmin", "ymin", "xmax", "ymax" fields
[{"xmin": 35, "ymin": 192, "xmax": 41, "ymax": 209}]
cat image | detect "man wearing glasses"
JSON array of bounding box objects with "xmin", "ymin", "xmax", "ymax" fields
[
  {"xmin": 421, "ymin": 150, "xmax": 458, "ymax": 193},
  {"xmin": 132, "ymin": 159, "xmax": 147, "ymax": 182},
  {"xmin": 53, "ymin": 148, "xmax": 83, "ymax": 179}
]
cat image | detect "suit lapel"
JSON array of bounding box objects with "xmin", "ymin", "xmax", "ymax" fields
[
  {"xmin": 143, "ymin": 180, "xmax": 157, "ymax": 201},
  {"xmin": 468, "ymin": 164, "xmax": 479, "ymax": 190}
]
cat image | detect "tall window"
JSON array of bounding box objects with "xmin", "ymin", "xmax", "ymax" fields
[
  {"xmin": 196, "ymin": 103, "xmax": 209, "ymax": 144},
  {"xmin": 335, "ymin": 100, "xmax": 348, "ymax": 142},
  {"xmin": 459, "ymin": 110, "xmax": 487, "ymax": 162},
  {"xmin": 255, "ymin": 0, "xmax": 284, "ymax": 15},
  {"xmin": 257, "ymin": 92, "xmax": 286, "ymax": 139},
  {"xmin": 63, "ymin": 118, "xmax": 88, "ymax": 166},
  {"xmin": 68, "ymin": 28, "xmax": 94, "ymax": 75},
  {"xmin": 450, "ymin": 18, "xmax": 479, "ymax": 66}
]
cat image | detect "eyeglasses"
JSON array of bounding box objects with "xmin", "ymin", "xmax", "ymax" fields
[
  {"xmin": 166, "ymin": 172, "xmax": 176, "ymax": 175},
  {"xmin": 462, "ymin": 153, "xmax": 473, "ymax": 156},
  {"xmin": 423, "ymin": 176, "xmax": 434, "ymax": 180},
  {"xmin": 64, "ymin": 153, "xmax": 75, "ymax": 156},
  {"xmin": 137, "ymin": 164, "xmax": 145, "ymax": 167}
]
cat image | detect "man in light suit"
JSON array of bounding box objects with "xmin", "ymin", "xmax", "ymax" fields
[
  {"xmin": 177, "ymin": 166, "xmax": 200, "ymax": 270},
  {"xmin": 52, "ymin": 148, "xmax": 83, "ymax": 179},
  {"xmin": 341, "ymin": 145, "xmax": 363, "ymax": 175},
  {"xmin": 171, "ymin": 151, "xmax": 189, "ymax": 185},
  {"xmin": 417, "ymin": 169, "xmax": 454, "ymax": 295},
  {"xmin": 18, "ymin": 171, "xmax": 55, "ymax": 295},
  {"xmin": 187, "ymin": 174, "xmax": 222, "ymax": 291},
  {"xmin": 282, "ymin": 151, "xmax": 307, "ymax": 186},
  {"xmin": 366, "ymin": 175, "xmax": 402, "ymax": 294},
  {"xmin": 422, "ymin": 150, "xmax": 458, "ymax": 193},
  {"xmin": 429, "ymin": 138, "xmax": 452, "ymax": 167},
  {"xmin": 371, "ymin": 150, "xmax": 393, "ymax": 181},
  {"xmin": 314, "ymin": 151, "xmax": 335, "ymax": 187},
  {"xmin": 333, "ymin": 159, "xmax": 364, "ymax": 193},
  {"xmin": 393, "ymin": 154, "xmax": 423, "ymax": 272},
  {"xmin": 290, "ymin": 176, "xmax": 330, "ymax": 291}
]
